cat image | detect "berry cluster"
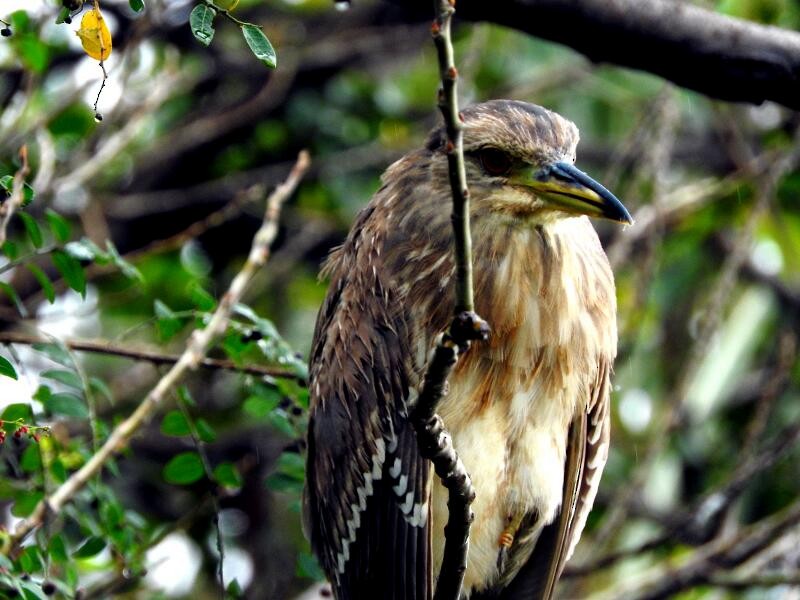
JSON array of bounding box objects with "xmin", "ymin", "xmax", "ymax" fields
[{"xmin": 0, "ymin": 420, "xmax": 49, "ymax": 445}]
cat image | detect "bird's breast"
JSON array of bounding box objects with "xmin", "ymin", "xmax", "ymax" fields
[{"xmin": 426, "ymin": 218, "xmax": 616, "ymax": 593}]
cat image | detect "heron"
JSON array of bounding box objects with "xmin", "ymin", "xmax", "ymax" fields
[{"xmin": 304, "ymin": 100, "xmax": 632, "ymax": 599}]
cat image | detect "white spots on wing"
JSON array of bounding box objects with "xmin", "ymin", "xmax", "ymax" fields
[
  {"xmin": 336, "ymin": 423, "xmax": 388, "ymax": 574},
  {"xmin": 400, "ymin": 491, "xmax": 415, "ymax": 515},
  {"xmin": 389, "ymin": 457, "xmax": 401, "ymax": 479},
  {"xmin": 392, "ymin": 474, "xmax": 408, "ymax": 497},
  {"xmin": 405, "ymin": 501, "xmax": 428, "ymax": 528}
]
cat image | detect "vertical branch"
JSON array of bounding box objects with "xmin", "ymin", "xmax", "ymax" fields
[
  {"xmin": 410, "ymin": 3, "xmax": 489, "ymax": 600},
  {"xmin": 432, "ymin": 0, "xmax": 473, "ymax": 314}
]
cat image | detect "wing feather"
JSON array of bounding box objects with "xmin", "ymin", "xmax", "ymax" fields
[{"xmin": 305, "ymin": 225, "xmax": 432, "ymax": 600}]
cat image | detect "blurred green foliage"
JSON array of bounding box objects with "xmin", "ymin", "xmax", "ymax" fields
[{"xmin": 0, "ymin": 0, "xmax": 798, "ymax": 598}]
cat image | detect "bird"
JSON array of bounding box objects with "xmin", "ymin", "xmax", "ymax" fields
[{"xmin": 303, "ymin": 99, "xmax": 632, "ymax": 600}]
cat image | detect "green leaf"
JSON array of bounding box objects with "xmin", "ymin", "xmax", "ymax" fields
[
  {"xmin": 267, "ymin": 410, "xmax": 296, "ymax": 438},
  {"xmin": 274, "ymin": 451, "xmax": 305, "ymax": 481},
  {"xmin": 43, "ymin": 393, "xmax": 89, "ymax": 419},
  {"xmin": 12, "ymin": 492, "xmax": 43, "ymax": 518},
  {"xmin": 2, "ymin": 240, "xmax": 19, "ymax": 259},
  {"xmin": 65, "ymin": 238, "xmax": 106, "ymax": 262},
  {"xmin": 296, "ymin": 550, "xmax": 325, "ymax": 581},
  {"xmin": 45, "ymin": 209, "xmax": 71, "ymax": 243},
  {"xmin": 195, "ymin": 418, "xmax": 216, "ymax": 443},
  {"xmin": 154, "ymin": 299, "xmax": 183, "ymax": 341},
  {"xmin": 17, "ymin": 212, "xmax": 42, "ymax": 248},
  {"xmin": 49, "ymin": 535, "xmax": 69, "ymax": 563},
  {"xmin": 189, "ymin": 4, "xmax": 216, "ymax": 47},
  {"xmin": 0, "ymin": 281, "xmax": 28, "ymax": 317},
  {"xmin": 73, "ymin": 536, "xmax": 106, "ymax": 559},
  {"xmin": 226, "ymin": 579, "xmax": 243, "ymax": 598},
  {"xmin": 32, "ymin": 342, "xmax": 72, "ymax": 368},
  {"xmin": 106, "ymin": 241, "xmax": 143, "ymax": 282},
  {"xmin": 160, "ymin": 410, "xmax": 190, "ymax": 437},
  {"xmin": 55, "ymin": 6, "xmax": 71, "ymax": 24},
  {"xmin": 0, "ymin": 176, "xmax": 34, "ymax": 206},
  {"xmin": 213, "ymin": 462, "xmax": 242, "ymax": 489},
  {"xmin": 243, "ymin": 393, "xmax": 280, "ymax": 418},
  {"xmin": 33, "ymin": 384, "xmax": 52, "ymax": 403},
  {"xmin": 264, "ymin": 473, "xmax": 303, "ymax": 493},
  {"xmin": 129, "ymin": 0, "xmax": 145, "ymax": 12},
  {"xmin": 21, "ymin": 183, "xmax": 35, "ymax": 207},
  {"xmin": 89, "ymin": 377, "xmax": 113, "ymax": 404},
  {"xmin": 26, "ymin": 264, "xmax": 55, "ymax": 303},
  {"xmin": 50, "ymin": 458, "xmax": 67, "ymax": 483},
  {"xmin": 2, "ymin": 403, "xmax": 32, "ymax": 421},
  {"xmin": 41, "ymin": 369, "xmax": 82, "ymax": 389},
  {"xmin": 20, "ymin": 444, "xmax": 41, "ymax": 472},
  {"xmin": 51, "ymin": 250, "xmax": 86, "ymax": 298},
  {"xmin": 163, "ymin": 452, "xmax": 204, "ymax": 485},
  {"xmin": 17, "ymin": 546, "xmax": 44, "ymax": 576},
  {"xmin": 240, "ymin": 24, "xmax": 276, "ymax": 68},
  {"xmin": 180, "ymin": 240, "xmax": 211, "ymax": 277},
  {"xmin": 189, "ymin": 282, "xmax": 216, "ymax": 311},
  {"xmin": 0, "ymin": 355, "xmax": 17, "ymax": 380}
]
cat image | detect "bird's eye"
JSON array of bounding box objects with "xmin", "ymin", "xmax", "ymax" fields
[{"xmin": 478, "ymin": 148, "xmax": 512, "ymax": 176}]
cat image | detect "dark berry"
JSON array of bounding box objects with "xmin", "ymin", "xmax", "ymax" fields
[
  {"xmin": 41, "ymin": 581, "xmax": 56, "ymax": 596},
  {"xmin": 94, "ymin": 113, "xmax": 103, "ymax": 122},
  {"xmin": 1, "ymin": 28, "xmax": 12, "ymax": 38}
]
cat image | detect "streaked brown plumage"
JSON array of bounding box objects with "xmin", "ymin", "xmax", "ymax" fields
[{"xmin": 304, "ymin": 100, "xmax": 631, "ymax": 599}]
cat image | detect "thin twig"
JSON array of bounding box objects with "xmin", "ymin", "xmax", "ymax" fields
[
  {"xmin": 3, "ymin": 150, "xmax": 310, "ymax": 554},
  {"xmin": 175, "ymin": 388, "xmax": 225, "ymax": 600},
  {"xmin": 0, "ymin": 330, "xmax": 304, "ymax": 381},
  {"xmin": 587, "ymin": 498, "xmax": 800, "ymax": 600},
  {"xmin": 0, "ymin": 146, "xmax": 30, "ymax": 248},
  {"xmin": 409, "ymin": 3, "xmax": 489, "ymax": 599}
]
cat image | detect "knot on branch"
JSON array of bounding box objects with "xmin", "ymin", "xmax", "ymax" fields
[{"xmin": 449, "ymin": 311, "xmax": 490, "ymax": 350}]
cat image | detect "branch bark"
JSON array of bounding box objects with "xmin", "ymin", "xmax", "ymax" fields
[
  {"xmin": 408, "ymin": 3, "xmax": 489, "ymax": 599},
  {"xmin": 2, "ymin": 151, "xmax": 310, "ymax": 555},
  {"xmin": 391, "ymin": 0, "xmax": 800, "ymax": 110},
  {"xmin": 0, "ymin": 331, "xmax": 304, "ymax": 380}
]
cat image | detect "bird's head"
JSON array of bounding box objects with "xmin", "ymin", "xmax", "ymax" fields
[{"xmin": 426, "ymin": 100, "xmax": 632, "ymax": 226}]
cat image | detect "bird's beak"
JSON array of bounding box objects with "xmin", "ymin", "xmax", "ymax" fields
[{"xmin": 522, "ymin": 161, "xmax": 633, "ymax": 224}]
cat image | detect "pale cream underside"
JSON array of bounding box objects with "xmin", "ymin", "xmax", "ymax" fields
[{"xmin": 426, "ymin": 217, "xmax": 613, "ymax": 594}]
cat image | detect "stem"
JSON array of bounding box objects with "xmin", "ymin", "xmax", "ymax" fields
[
  {"xmin": 409, "ymin": 3, "xmax": 490, "ymax": 599},
  {"xmin": 0, "ymin": 330, "xmax": 304, "ymax": 381}
]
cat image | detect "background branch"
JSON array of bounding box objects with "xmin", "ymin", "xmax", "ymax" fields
[
  {"xmin": 0, "ymin": 330, "xmax": 303, "ymax": 380},
  {"xmin": 3, "ymin": 151, "xmax": 310, "ymax": 554},
  {"xmin": 392, "ymin": 0, "xmax": 800, "ymax": 110}
]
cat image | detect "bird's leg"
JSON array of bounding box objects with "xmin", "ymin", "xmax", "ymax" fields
[{"xmin": 496, "ymin": 512, "xmax": 526, "ymax": 570}]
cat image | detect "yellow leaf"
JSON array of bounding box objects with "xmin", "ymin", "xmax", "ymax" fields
[{"xmin": 76, "ymin": 6, "xmax": 112, "ymax": 62}]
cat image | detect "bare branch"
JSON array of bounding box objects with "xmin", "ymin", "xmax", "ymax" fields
[
  {"xmin": 3, "ymin": 151, "xmax": 310, "ymax": 554},
  {"xmin": 0, "ymin": 146, "xmax": 30, "ymax": 248},
  {"xmin": 0, "ymin": 330, "xmax": 304, "ymax": 380},
  {"xmin": 408, "ymin": 3, "xmax": 491, "ymax": 599},
  {"xmin": 391, "ymin": 0, "xmax": 800, "ymax": 110},
  {"xmin": 587, "ymin": 498, "xmax": 800, "ymax": 600}
]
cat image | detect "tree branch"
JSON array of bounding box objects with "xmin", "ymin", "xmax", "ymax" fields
[
  {"xmin": 3, "ymin": 151, "xmax": 310, "ymax": 555},
  {"xmin": 391, "ymin": 0, "xmax": 800, "ymax": 110},
  {"xmin": 0, "ymin": 331, "xmax": 303, "ymax": 380},
  {"xmin": 0, "ymin": 146, "xmax": 29, "ymax": 248},
  {"xmin": 409, "ymin": 3, "xmax": 490, "ymax": 599}
]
